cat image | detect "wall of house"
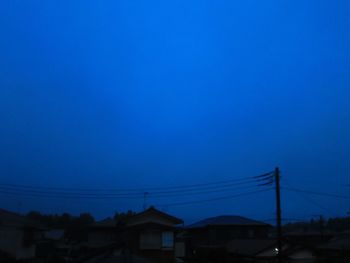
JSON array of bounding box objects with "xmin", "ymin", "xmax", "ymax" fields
[
  {"xmin": 139, "ymin": 229, "xmax": 162, "ymax": 249},
  {"xmin": 135, "ymin": 229, "xmax": 175, "ymax": 250},
  {"xmin": 207, "ymin": 225, "xmax": 269, "ymax": 244},
  {"xmin": 188, "ymin": 225, "xmax": 269, "ymax": 246},
  {"xmin": 210, "ymin": 226, "xmax": 268, "ymax": 241},
  {"xmin": 175, "ymin": 241, "xmax": 185, "ymax": 258},
  {"xmin": 288, "ymin": 249, "xmax": 315, "ymax": 263},
  {"xmin": 125, "ymin": 227, "xmax": 177, "ymax": 263},
  {"xmin": 15, "ymin": 242, "xmax": 36, "ymax": 260},
  {"xmin": 188, "ymin": 228, "xmax": 210, "ymax": 246},
  {"xmin": 0, "ymin": 226, "xmax": 19, "ymax": 257},
  {"xmin": 0, "ymin": 226, "xmax": 36, "ymax": 260},
  {"xmin": 88, "ymin": 229, "xmax": 116, "ymax": 246},
  {"xmin": 138, "ymin": 249, "xmax": 176, "ymax": 263}
]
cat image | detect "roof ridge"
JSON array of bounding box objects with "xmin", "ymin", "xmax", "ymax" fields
[
  {"xmin": 129, "ymin": 206, "xmax": 183, "ymax": 225},
  {"xmin": 187, "ymin": 214, "xmax": 268, "ymax": 228}
]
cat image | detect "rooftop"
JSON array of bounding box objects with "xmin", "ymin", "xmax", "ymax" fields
[
  {"xmin": 128, "ymin": 206, "xmax": 183, "ymax": 226},
  {"xmin": 187, "ymin": 215, "xmax": 269, "ymax": 228}
]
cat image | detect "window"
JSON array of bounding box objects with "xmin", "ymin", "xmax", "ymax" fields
[{"xmin": 161, "ymin": 231, "xmax": 174, "ymax": 248}]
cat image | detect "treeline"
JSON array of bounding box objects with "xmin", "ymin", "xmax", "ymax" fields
[
  {"xmin": 284, "ymin": 216, "xmax": 350, "ymax": 233},
  {"xmin": 26, "ymin": 211, "xmax": 95, "ymax": 228},
  {"xmin": 25, "ymin": 210, "xmax": 136, "ymax": 228},
  {"xmin": 26, "ymin": 211, "xmax": 95, "ymax": 242},
  {"xmin": 25, "ymin": 210, "xmax": 135, "ymax": 242}
]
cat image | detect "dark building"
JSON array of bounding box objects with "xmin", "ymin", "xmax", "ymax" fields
[
  {"xmin": 0, "ymin": 208, "xmax": 45, "ymax": 260},
  {"xmin": 125, "ymin": 207, "xmax": 184, "ymax": 263},
  {"xmin": 187, "ymin": 215, "xmax": 271, "ymax": 246},
  {"xmin": 87, "ymin": 218, "xmax": 118, "ymax": 248},
  {"xmin": 82, "ymin": 206, "xmax": 184, "ymax": 263},
  {"xmin": 180, "ymin": 215, "xmax": 271, "ymax": 263}
]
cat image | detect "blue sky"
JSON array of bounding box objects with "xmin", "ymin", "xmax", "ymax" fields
[{"xmin": 0, "ymin": 0, "xmax": 350, "ymax": 223}]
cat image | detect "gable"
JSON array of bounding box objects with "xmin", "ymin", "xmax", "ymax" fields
[
  {"xmin": 127, "ymin": 207, "xmax": 183, "ymax": 227},
  {"xmin": 128, "ymin": 214, "xmax": 178, "ymax": 227}
]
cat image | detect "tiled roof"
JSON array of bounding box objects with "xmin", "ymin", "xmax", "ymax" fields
[
  {"xmin": 128, "ymin": 206, "xmax": 183, "ymax": 225},
  {"xmin": 187, "ymin": 215, "xmax": 268, "ymax": 228}
]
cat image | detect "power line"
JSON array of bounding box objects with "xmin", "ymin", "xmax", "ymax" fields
[
  {"xmin": 149, "ymin": 185, "xmax": 265, "ymax": 197},
  {"xmin": 157, "ymin": 188, "xmax": 274, "ymax": 207},
  {"xmin": 4, "ymin": 179, "xmax": 256, "ymax": 192},
  {"xmin": 282, "ymin": 186, "xmax": 350, "ymax": 200},
  {"xmin": 0, "ymin": 172, "xmax": 273, "ymax": 193},
  {"xmin": 0, "ymin": 181, "xmax": 258, "ymax": 197},
  {"xmin": 0, "ymin": 172, "xmax": 273, "ymax": 198},
  {"xmin": 282, "ymin": 180, "xmax": 331, "ymax": 213},
  {"xmin": 0, "ymin": 171, "xmax": 274, "ymax": 209},
  {"xmin": 0, "ymin": 184, "xmax": 264, "ymax": 199},
  {"xmin": 0, "ymin": 187, "xmax": 275, "ymax": 214}
]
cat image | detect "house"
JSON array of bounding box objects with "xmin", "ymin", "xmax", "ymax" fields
[
  {"xmin": 316, "ymin": 230, "xmax": 350, "ymax": 262},
  {"xmin": 226, "ymin": 238, "xmax": 278, "ymax": 261},
  {"xmin": 0, "ymin": 208, "xmax": 45, "ymax": 260},
  {"xmin": 227, "ymin": 239, "xmax": 316, "ymax": 263},
  {"xmin": 179, "ymin": 215, "xmax": 271, "ymax": 263},
  {"xmin": 42, "ymin": 218, "xmax": 119, "ymax": 262},
  {"xmin": 187, "ymin": 215, "xmax": 271, "ymax": 245},
  {"xmin": 79, "ymin": 207, "xmax": 183, "ymax": 263},
  {"xmin": 284, "ymin": 228, "xmax": 333, "ymax": 247},
  {"xmin": 125, "ymin": 206, "xmax": 184, "ymax": 263},
  {"xmin": 87, "ymin": 218, "xmax": 118, "ymax": 248},
  {"xmin": 82, "ymin": 247, "xmax": 155, "ymax": 263},
  {"xmin": 35, "ymin": 228, "xmax": 66, "ymax": 260}
]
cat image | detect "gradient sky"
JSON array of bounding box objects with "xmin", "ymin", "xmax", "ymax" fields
[{"xmin": 1, "ymin": 0, "xmax": 350, "ymax": 224}]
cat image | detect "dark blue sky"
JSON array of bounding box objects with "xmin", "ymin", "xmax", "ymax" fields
[{"xmin": 1, "ymin": 0, "xmax": 350, "ymax": 223}]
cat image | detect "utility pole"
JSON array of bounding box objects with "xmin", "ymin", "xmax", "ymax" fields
[
  {"xmin": 255, "ymin": 168, "xmax": 283, "ymax": 262},
  {"xmin": 275, "ymin": 167, "xmax": 283, "ymax": 263}
]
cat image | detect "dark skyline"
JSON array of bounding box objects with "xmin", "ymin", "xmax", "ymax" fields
[{"xmin": 1, "ymin": 1, "xmax": 350, "ymax": 223}]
